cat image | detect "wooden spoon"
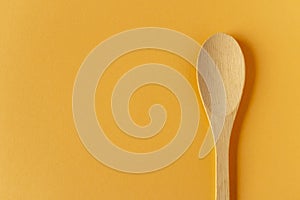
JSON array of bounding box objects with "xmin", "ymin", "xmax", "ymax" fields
[{"xmin": 197, "ymin": 33, "xmax": 245, "ymax": 200}]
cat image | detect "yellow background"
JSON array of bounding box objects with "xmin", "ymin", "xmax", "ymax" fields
[{"xmin": 1, "ymin": 0, "xmax": 300, "ymax": 199}]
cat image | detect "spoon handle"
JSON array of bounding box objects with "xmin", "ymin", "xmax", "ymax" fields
[
  {"xmin": 216, "ymin": 134, "xmax": 230, "ymax": 200},
  {"xmin": 215, "ymin": 111, "xmax": 237, "ymax": 200}
]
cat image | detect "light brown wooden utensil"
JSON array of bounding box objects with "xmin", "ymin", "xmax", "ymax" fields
[{"xmin": 197, "ymin": 33, "xmax": 245, "ymax": 200}]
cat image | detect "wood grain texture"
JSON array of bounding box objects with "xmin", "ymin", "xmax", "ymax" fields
[{"xmin": 199, "ymin": 33, "xmax": 245, "ymax": 200}]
